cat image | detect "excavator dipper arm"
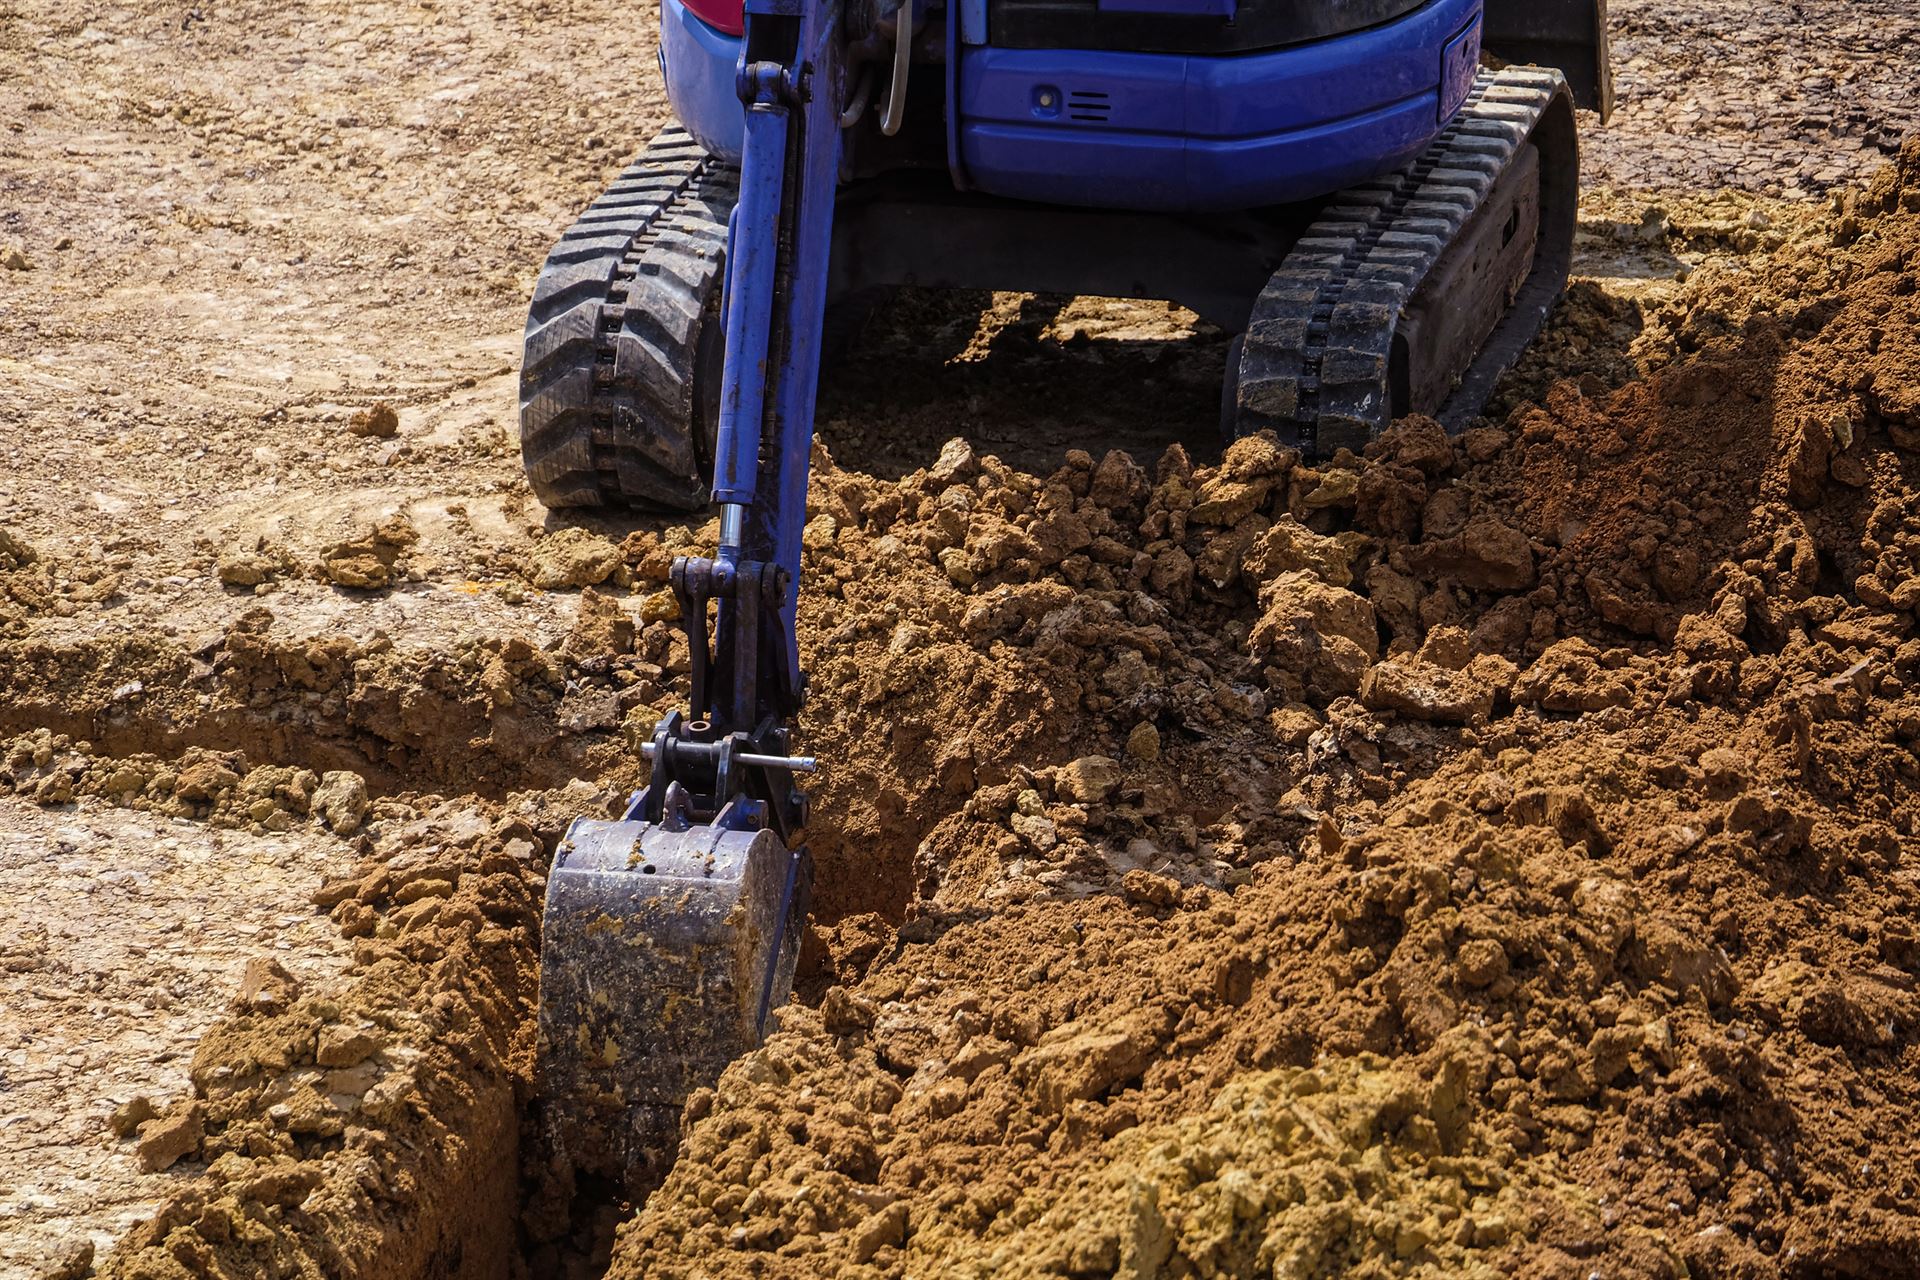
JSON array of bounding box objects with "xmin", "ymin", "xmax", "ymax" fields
[{"xmin": 536, "ymin": 0, "xmax": 851, "ymax": 1196}]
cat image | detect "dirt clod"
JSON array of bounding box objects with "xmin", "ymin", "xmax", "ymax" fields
[
  {"xmin": 315, "ymin": 1024, "xmax": 383, "ymax": 1068},
  {"xmin": 524, "ymin": 527, "xmax": 624, "ymax": 589},
  {"xmin": 1119, "ymin": 869, "xmax": 1180, "ymax": 908},
  {"xmin": 311, "ymin": 770, "xmax": 370, "ymax": 835},
  {"xmin": 134, "ymin": 1100, "xmax": 204, "ymax": 1173},
  {"xmin": 1054, "ymin": 755, "xmax": 1121, "ymax": 804},
  {"xmin": 109, "ymin": 1096, "xmax": 159, "ymax": 1139},
  {"xmin": 216, "ymin": 542, "xmax": 289, "ymax": 588},
  {"xmin": 237, "ymin": 957, "xmax": 301, "ymax": 1013},
  {"xmin": 347, "ymin": 403, "xmax": 400, "ymax": 438},
  {"xmin": 318, "ymin": 514, "xmax": 419, "ymax": 589},
  {"xmin": 37, "ymin": 1242, "xmax": 93, "ymax": 1280}
]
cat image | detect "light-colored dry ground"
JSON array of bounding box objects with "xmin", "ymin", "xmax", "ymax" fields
[
  {"xmin": 1590, "ymin": 0, "xmax": 1920, "ymax": 195},
  {"xmin": 0, "ymin": 803, "xmax": 356, "ymax": 1275}
]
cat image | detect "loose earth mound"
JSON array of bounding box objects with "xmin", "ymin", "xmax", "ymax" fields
[{"xmin": 605, "ymin": 141, "xmax": 1920, "ymax": 1280}]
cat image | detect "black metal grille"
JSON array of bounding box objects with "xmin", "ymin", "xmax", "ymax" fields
[
  {"xmin": 1066, "ymin": 89, "xmax": 1111, "ymax": 121},
  {"xmin": 988, "ymin": 0, "xmax": 1432, "ymax": 56}
]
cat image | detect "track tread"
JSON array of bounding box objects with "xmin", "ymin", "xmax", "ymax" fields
[
  {"xmin": 1232, "ymin": 68, "xmax": 1574, "ymax": 457},
  {"xmin": 519, "ymin": 128, "xmax": 738, "ymax": 511}
]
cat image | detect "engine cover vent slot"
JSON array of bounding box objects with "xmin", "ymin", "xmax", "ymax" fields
[{"xmin": 1067, "ymin": 89, "xmax": 1111, "ymax": 122}]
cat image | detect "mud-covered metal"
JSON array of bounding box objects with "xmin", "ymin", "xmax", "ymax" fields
[{"xmin": 536, "ymin": 813, "xmax": 808, "ymax": 1193}]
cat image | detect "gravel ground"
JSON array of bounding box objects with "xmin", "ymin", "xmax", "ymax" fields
[{"xmin": 1584, "ymin": 0, "xmax": 1920, "ymax": 193}]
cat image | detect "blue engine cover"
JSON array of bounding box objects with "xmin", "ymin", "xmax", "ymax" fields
[
  {"xmin": 661, "ymin": 0, "xmax": 749, "ymax": 162},
  {"xmin": 959, "ymin": 0, "xmax": 1483, "ymax": 210},
  {"xmin": 660, "ymin": 0, "xmax": 1484, "ymax": 212}
]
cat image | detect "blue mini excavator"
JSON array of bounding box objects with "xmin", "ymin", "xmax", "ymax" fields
[{"xmin": 525, "ymin": 0, "xmax": 1611, "ymax": 1188}]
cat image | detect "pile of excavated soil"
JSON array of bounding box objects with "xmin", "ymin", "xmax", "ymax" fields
[
  {"xmin": 603, "ymin": 142, "xmax": 1920, "ymax": 1280},
  {"xmin": 91, "ymin": 805, "xmax": 544, "ymax": 1280}
]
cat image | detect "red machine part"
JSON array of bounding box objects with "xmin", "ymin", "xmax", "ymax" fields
[{"xmin": 684, "ymin": 0, "xmax": 744, "ymax": 35}]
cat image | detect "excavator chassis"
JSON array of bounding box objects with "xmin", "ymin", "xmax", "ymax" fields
[{"xmin": 520, "ymin": 71, "xmax": 1576, "ymax": 513}]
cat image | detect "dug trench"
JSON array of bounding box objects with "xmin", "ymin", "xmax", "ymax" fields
[{"xmin": 39, "ymin": 142, "xmax": 1920, "ymax": 1279}]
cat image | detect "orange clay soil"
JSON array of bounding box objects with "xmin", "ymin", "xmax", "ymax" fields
[
  {"xmin": 602, "ymin": 143, "xmax": 1920, "ymax": 1280},
  {"xmin": 67, "ymin": 141, "xmax": 1920, "ymax": 1280}
]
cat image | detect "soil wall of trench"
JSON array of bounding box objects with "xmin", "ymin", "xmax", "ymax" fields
[{"xmin": 23, "ymin": 142, "xmax": 1920, "ymax": 1280}]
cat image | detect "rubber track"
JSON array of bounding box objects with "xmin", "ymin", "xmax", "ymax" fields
[
  {"xmin": 520, "ymin": 129, "xmax": 738, "ymax": 510},
  {"xmin": 1234, "ymin": 67, "xmax": 1571, "ymax": 458}
]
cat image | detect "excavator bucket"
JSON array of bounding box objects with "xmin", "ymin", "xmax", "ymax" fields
[
  {"xmin": 1484, "ymin": 0, "xmax": 1614, "ymax": 119},
  {"xmin": 536, "ymin": 814, "xmax": 808, "ymax": 1193}
]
